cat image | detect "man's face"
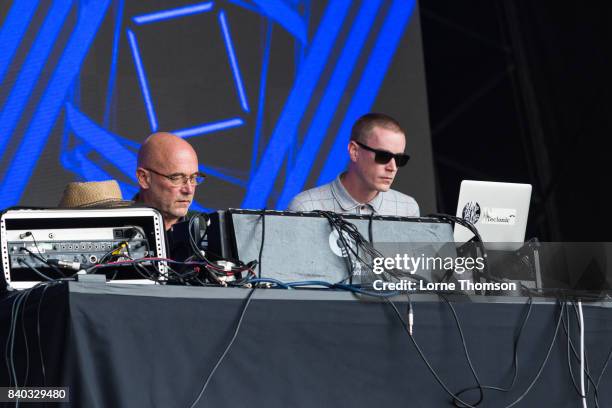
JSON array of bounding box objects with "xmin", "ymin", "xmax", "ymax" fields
[
  {"xmin": 349, "ymin": 126, "xmax": 406, "ymax": 193},
  {"xmin": 139, "ymin": 148, "xmax": 199, "ymax": 223}
]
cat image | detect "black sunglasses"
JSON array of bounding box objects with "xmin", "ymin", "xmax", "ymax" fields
[{"xmin": 354, "ymin": 141, "xmax": 410, "ymax": 167}]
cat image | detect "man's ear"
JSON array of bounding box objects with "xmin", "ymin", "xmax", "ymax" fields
[
  {"xmin": 348, "ymin": 140, "xmax": 359, "ymax": 163},
  {"xmin": 136, "ymin": 167, "xmax": 150, "ymax": 189}
]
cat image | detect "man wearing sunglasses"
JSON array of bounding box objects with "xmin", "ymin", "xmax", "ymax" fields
[
  {"xmin": 135, "ymin": 132, "xmax": 205, "ymax": 230},
  {"xmin": 287, "ymin": 113, "xmax": 419, "ymax": 216}
]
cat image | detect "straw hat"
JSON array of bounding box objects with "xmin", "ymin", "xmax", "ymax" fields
[{"xmin": 58, "ymin": 180, "xmax": 134, "ymax": 208}]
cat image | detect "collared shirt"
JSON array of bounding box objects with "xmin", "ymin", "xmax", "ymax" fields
[{"xmin": 287, "ymin": 175, "xmax": 419, "ymax": 216}]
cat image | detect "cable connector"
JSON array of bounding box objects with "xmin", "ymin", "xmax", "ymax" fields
[
  {"xmin": 47, "ymin": 259, "xmax": 81, "ymax": 271},
  {"xmin": 216, "ymin": 260, "xmax": 235, "ymax": 272}
]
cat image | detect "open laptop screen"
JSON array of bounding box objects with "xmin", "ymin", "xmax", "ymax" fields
[{"xmin": 454, "ymin": 180, "xmax": 532, "ymax": 250}]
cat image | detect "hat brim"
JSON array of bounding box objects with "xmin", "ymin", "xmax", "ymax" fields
[{"xmin": 74, "ymin": 199, "xmax": 136, "ymax": 208}]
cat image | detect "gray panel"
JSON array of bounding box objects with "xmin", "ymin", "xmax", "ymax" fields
[{"xmin": 229, "ymin": 212, "xmax": 454, "ymax": 284}]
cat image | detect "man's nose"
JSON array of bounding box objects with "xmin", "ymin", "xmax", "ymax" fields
[
  {"xmin": 385, "ymin": 157, "xmax": 398, "ymax": 172},
  {"xmin": 180, "ymin": 181, "xmax": 195, "ymax": 195}
]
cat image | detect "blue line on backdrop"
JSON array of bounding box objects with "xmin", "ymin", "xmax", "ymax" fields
[
  {"xmin": 241, "ymin": 0, "xmax": 352, "ymax": 208},
  {"xmin": 252, "ymin": 20, "xmax": 272, "ymax": 174},
  {"xmin": 0, "ymin": 0, "xmax": 73, "ymax": 161},
  {"xmin": 127, "ymin": 29, "xmax": 158, "ymax": 132},
  {"xmin": 132, "ymin": 2, "xmax": 214, "ymax": 25},
  {"xmin": 317, "ymin": 0, "xmax": 415, "ymax": 186},
  {"xmin": 275, "ymin": 0, "xmax": 383, "ymax": 210},
  {"xmin": 66, "ymin": 103, "xmax": 138, "ymax": 180},
  {"xmin": 173, "ymin": 117, "xmax": 244, "ymax": 138},
  {"xmin": 219, "ymin": 11, "xmax": 250, "ymax": 113},
  {"xmin": 251, "ymin": 0, "xmax": 307, "ymax": 44},
  {"xmin": 0, "ymin": 0, "xmax": 40, "ymax": 86},
  {"xmin": 103, "ymin": 0, "xmax": 125, "ymax": 128},
  {"xmin": 0, "ymin": 0, "xmax": 111, "ymax": 207}
]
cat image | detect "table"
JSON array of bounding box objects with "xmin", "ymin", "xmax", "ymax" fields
[{"xmin": 2, "ymin": 282, "xmax": 612, "ymax": 407}]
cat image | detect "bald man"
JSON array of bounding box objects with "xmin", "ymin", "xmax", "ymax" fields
[{"xmin": 135, "ymin": 132, "xmax": 205, "ymax": 230}]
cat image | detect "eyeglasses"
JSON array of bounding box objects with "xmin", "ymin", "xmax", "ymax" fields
[
  {"xmin": 354, "ymin": 141, "xmax": 410, "ymax": 167},
  {"xmin": 145, "ymin": 168, "xmax": 206, "ymax": 186}
]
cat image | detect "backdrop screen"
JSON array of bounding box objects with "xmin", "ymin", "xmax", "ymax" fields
[{"xmin": 0, "ymin": 0, "xmax": 435, "ymax": 213}]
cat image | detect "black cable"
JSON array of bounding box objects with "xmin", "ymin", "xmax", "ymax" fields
[
  {"xmin": 25, "ymin": 232, "xmax": 66, "ymax": 278},
  {"xmin": 596, "ymin": 344, "xmax": 612, "ymax": 395},
  {"xmin": 188, "ymin": 288, "xmax": 256, "ymax": 408},
  {"xmin": 438, "ymin": 294, "xmax": 484, "ymax": 407},
  {"xmin": 500, "ymin": 300, "xmax": 566, "ymax": 408},
  {"xmin": 385, "ymin": 296, "xmax": 566, "ymax": 408},
  {"xmin": 5, "ymin": 290, "xmax": 21, "ymax": 387},
  {"xmin": 368, "ymin": 212, "xmax": 374, "ymax": 244},
  {"xmin": 563, "ymin": 300, "xmax": 600, "ymax": 406},
  {"xmin": 257, "ymin": 211, "xmax": 265, "ymax": 279},
  {"xmin": 563, "ymin": 302, "xmax": 583, "ymax": 395},
  {"xmin": 19, "ymin": 287, "xmax": 33, "ymax": 387},
  {"xmin": 452, "ymin": 296, "xmax": 534, "ymax": 404},
  {"xmin": 37, "ymin": 284, "xmax": 51, "ymax": 386},
  {"xmin": 428, "ymin": 213, "xmax": 490, "ymax": 284},
  {"xmin": 384, "ymin": 297, "xmax": 479, "ymax": 408},
  {"xmin": 18, "ymin": 259, "xmax": 54, "ymax": 281},
  {"xmin": 185, "ymin": 213, "xmax": 254, "ymax": 285},
  {"xmin": 315, "ymin": 211, "xmax": 405, "ymax": 285},
  {"xmin": 19, "ymin": 247, "xmax": 65, "ymax": 278}
]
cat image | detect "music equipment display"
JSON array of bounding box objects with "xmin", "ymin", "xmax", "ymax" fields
[
  {"xmin": 207, "ymin": 209, "xmax": 456, "ymax": 284},
  {"xmin": 1, "ymin": 207, "xmax": 167, "ymax": 288}
]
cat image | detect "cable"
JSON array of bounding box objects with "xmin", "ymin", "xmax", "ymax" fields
[
  {"xmin": 384, "ymin": 295, "xmax": 566, "ymax": 408},
  {"xmin": 384, "ymin": 297, "xmax": 479, "ymax": 408},
  {"xmin": 19, "ymin": 288, "xmax": 34, "ymax": 387},
  {"xmin": 559, "ymin": 299, "xmax": 600, "ymax": 406},
  {"xmin": 314, "ymin": 211, "xmax": 419, "ymax": 286},
  {"xmin": 438, "ymin": 294, "xmax": 484, "ymax": 407},
  {"xmin": 257, "ymin": 211, "xmax": 265, "ymax": 278},
  {"xmin": 579, "ymin": 300, "xmax": 587, "ymax": 408},
  {"xmin": 36, "ymin": 284, "xmax": 51, "ymax": 386},
  {"xmin": 188, "ymin": 288, "xmax": 256, "ymax": 408},
  {"xmin": 22, "ymin": 232, "xmax": 66, "ymax": 277},
  {"xmin": 19, "ymin": 247, "xmax": 66, "ymax": 278},
  {"xmin": 500, "ymin": 300, "xmax": 566, "ymax": 408},
  {"xmin": 596, "ymin": 345, "xmax": 612, "ymax": 399},
  {"xmin": 18, "ymin": 259, "xmax": 55, "ymax": 281}
]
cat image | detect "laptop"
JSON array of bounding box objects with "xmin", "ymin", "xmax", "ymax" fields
[{"xmin": 454, "ymin": 180, "xmax": 532, "ymax": 251}]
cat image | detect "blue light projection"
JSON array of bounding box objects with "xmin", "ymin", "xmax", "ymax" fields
[
  {"xmin": 0, "ymin": 0, "xmax": 111, "ymax": 206},
  {"xmin": 317, "ymin": 0, "xmax": 416, "ymax": 185},
  {"xmin": 133, "ymin": 2, "xmax": 214, "ymax": 25},
  {"xmin": 218, "ymin": 10, "xmax": 250, "ymax": 113},
  {"xmin": 173, "ymin": 118, "xmax": 244, "ymax": 138},
  {"xmin": 0, "ymin": 0, "xmax": 416, "ymax": 211},
  {"xmin": 127, "ymin": 29, "xmax": 158, "ymax": 132},
  {"xmin": 275, "ymin": 0, "xmax": 384, "ymax": 210},
  {"xmin": 241, "ymin": 0, "xmax": 352, "ymax": 208},
  {"xmin": 0, "ymin": 0, "xmax": 73, "ymax": 164},
  {"xmin": 0, "ymin": 0, "xmax": 41, "ymax": 86}
]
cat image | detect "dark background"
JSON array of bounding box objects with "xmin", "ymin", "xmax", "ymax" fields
[
  {"xmin": 421, "ymin": 1, "xmax": 611, "ymax": 241},
  {"xmin": 0, "ymin": 0, "xmax": 437, "ymax": 216},
  {"xmin": 1, "ymin": 1, "xmax": 610, "ymax": 241}
]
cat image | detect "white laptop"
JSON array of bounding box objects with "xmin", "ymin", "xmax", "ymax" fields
[{"xmin": 454, "ymin": 180, "xmax": 532, "ymax": 250}]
